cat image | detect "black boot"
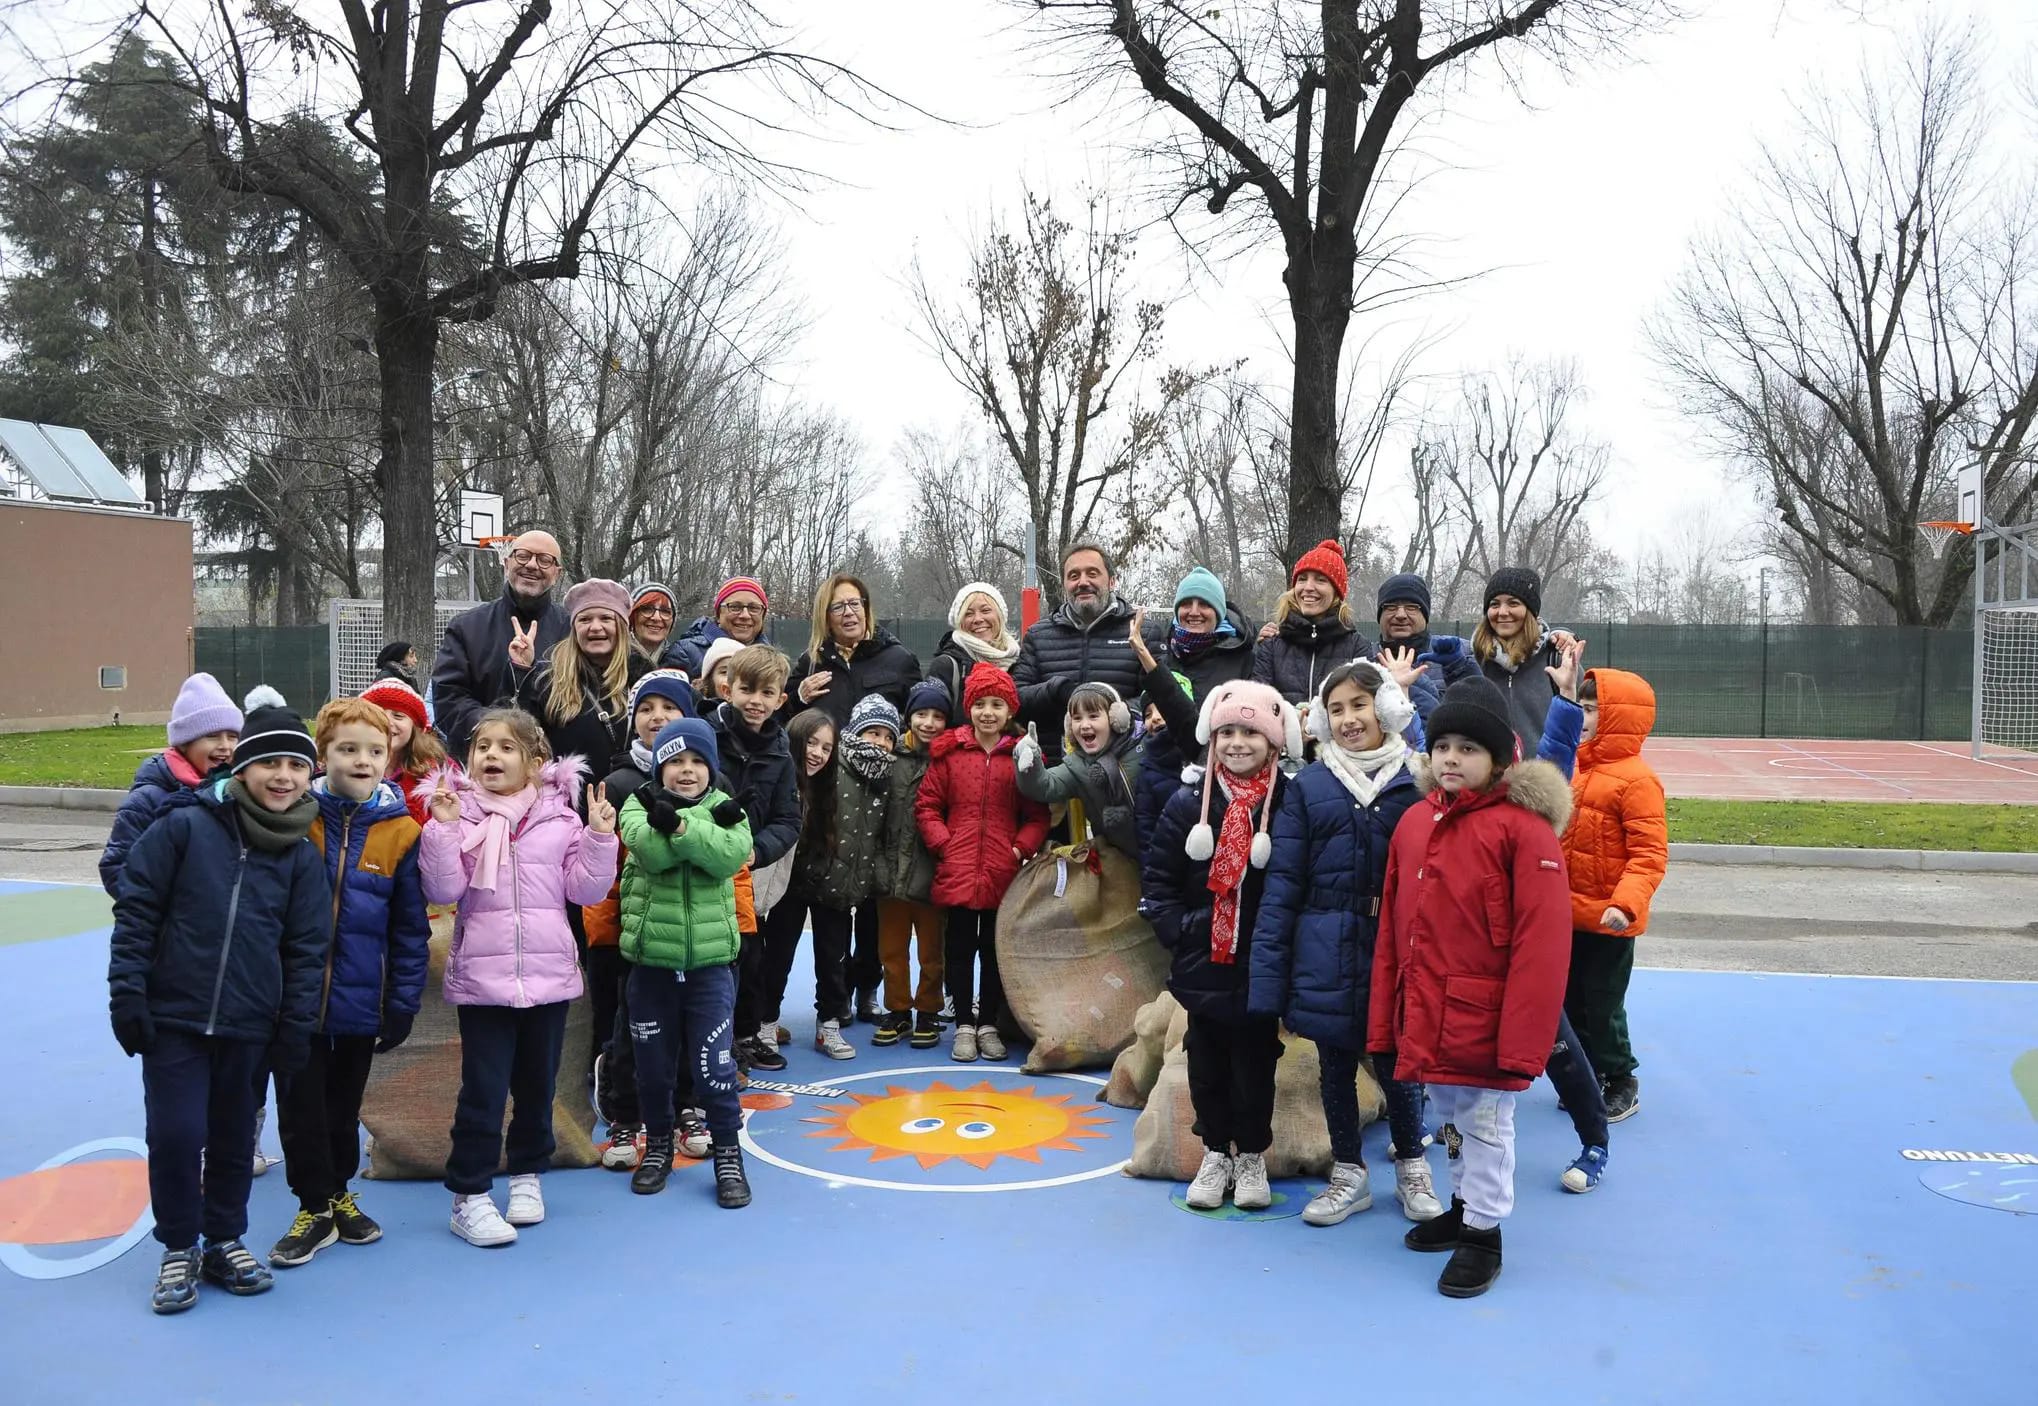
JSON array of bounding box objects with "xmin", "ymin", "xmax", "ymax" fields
[
  {"xmin": 1404, "ymin": 1195, "xmax": 1464, "ymax": 1252},
  {"xmin": 632, "ymin": 1132, "xmax": 675, "ymax": 1195},
  {"xmin": 873, "ymin": 1011, "xmax": 910, "ymax": 1047},
  {"xmin": 714, "ymin": 1145, "xmax": 752, "ymax": 1209},
  {"xmin": 746, "ymin": 1034, "xmax": 788, "ymax": 1073},
  {"xmin": 1438, "ymin": 1223, "xmax": 1502, "ymax": 1298},
  {"xmin": 910, "ymin": 1012, "xmax": 941, "ymax": 1049}
]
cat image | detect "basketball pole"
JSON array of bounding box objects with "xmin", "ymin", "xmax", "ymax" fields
[{"xmin": 1971, "ymin": 522, "xmax": 1984, "ymax": 761}]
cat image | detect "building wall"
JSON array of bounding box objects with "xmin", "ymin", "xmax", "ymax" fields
[{"xmin": 0, "ymin": 501, "xmax": 194, "ymax": 732}]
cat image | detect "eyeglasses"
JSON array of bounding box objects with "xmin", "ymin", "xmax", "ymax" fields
[
  {"xmin": 635, "ymin": 604, "xmax": 674, "ymax": 619},
  {"xmin": 721, "ymin": 602, "xmax": 764, "ymax": 616},
  {"xmin": 826, "ymin": 599, "xmax": 867, "ymax": 616},
  {"xmin": 507, "ymin": 549, "xmax": 560, "ymax": 569}
]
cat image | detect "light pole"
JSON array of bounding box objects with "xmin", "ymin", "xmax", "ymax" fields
[{"xmin": 1758, "ymin": 566, "xmax": 1771, "ymax": 738}]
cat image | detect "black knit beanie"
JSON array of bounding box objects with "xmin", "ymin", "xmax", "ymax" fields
[
  {"xmin": 1483, "ymin": 566, "xmax": 1542, "ymax": 619},
  {"xmin": 1425, "ymin": 676, "xmax": 1518, "ymax": 766},
  {"xmin": 1376, "ymin": 572, "xmax": 1432, "ymax": 620},
  {"xmin": 233, "ymin": 687, "xmax": 318, "ymax": 774}
]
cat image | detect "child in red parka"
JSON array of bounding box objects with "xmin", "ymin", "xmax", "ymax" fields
[
  {"xmin": 1368, "ymin": 675, "xmax": 1573, "ymax": 1300},
  {"xmin": 916, "ymin": 663, "xmax": 1049, "ymax": 1064}
]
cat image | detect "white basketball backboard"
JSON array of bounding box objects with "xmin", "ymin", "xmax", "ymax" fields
[
  {"xmin": 459, "ymin": 489, "xmax": 505, "ymax": 546},
  {"xmin": 1957, "ymin": 460, "xmax": 1984, "ymax": 529}
]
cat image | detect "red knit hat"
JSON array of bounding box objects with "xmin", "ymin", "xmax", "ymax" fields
[
  {"xmin": 360, "ymin": 678, "xmax": 429, "ymax": 735},
  {"xmin": 962, "ymin": 662, "xmax": 1019, "ymax": 714},
  {"xmin": 714, "ymin": 576, "xmax": 768, "ymax": 613},
  {"xmin": 1291, "ymin": 539, "xmax": 1348, "ymax": 600}
]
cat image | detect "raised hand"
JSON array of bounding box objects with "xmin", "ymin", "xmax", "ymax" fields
[
  {"xmin": 1380, "ymin": 645, "xmax": 1421, "ymax": 690},
  {"xmin": 1546, "ymin": 638, "xmax": 1585, "ymax": 701},
  {"xmin": 507, "ymin": 618, "xmax": 536, "ymax": 670},
  {"xmin": 1127, "ymin": 608, "xmax": 1156, "ymax": 671},
  {"xmin": 585, "ymin": 783, "xmax": 617, "ymax": 835},
  {"xmin": 800, "ymin": 668, "xmax": 833, "ymax": 703},
  {"xmin": 428, "ymin": 778, "xmax": 460, "ymax": 826},
  {"xmin": 1014, "ymin": 721, "xmax": 1042, "ymax": 772}
]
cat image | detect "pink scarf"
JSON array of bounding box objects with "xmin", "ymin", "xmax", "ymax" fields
[
  {"xmin": 163, "ymin": 747, "xmax": 207, "ymax": 788},
  {"xmin": 461, "ymin": 782, "xmax": 538, "ymax": 892},
  {"xmin": 1205, "ymin": 764, "xmax": 1273, "ymax": 965}
]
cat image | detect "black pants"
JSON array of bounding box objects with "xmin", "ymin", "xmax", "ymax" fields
[
  {"xmin": 1183, "ymin": 1013, "xmax": 1282, "ymax": 1155},
  {"xmin": 599, "ymin": 983, "xmax": 641, "ymax": 1125},
  {"xmin": 1548, "ymin": 1009, "xmax": 1610, "ymax": 1150},
  {"xmin": 1566, "ymin": 929, "xmax": 1638, "ymax": 1079},
  {"xmin": 849, "ymin": 902, "xmax": 881, "ymax": 1002},
  {"xmin": 731, "ymin": 928, "xmax": 766, "ymax": 1037},
  {"xmin": 444, "ymin": 1002, "xmax": 568, "ymax": 1195},
  {"xmin": 944, "ymin": 907, "xmax": 1004, "ymax": 1026},
  {"xmin": 1318, "ymin": 1042, "xmax": 1426, "ymax": 1167},
  {"xmin": 811, "ymin": 904, "xmax": 853, "ymax": 1021},
  {"xmin": 627, "ymin": 963, "xmax": 743, "ymax": 1145},
  {"xmin": 142, "ymin": 1030, "xmax": 267, "ymax": 1250},
  {"xmin": 586, "ymin": 945, "xmax": 626, "ymax": 1066},
  {"xmin": 275, "ymin": 1033, "xmax": 376, "ymax": 1212},
  {"xmin": 758, "ymin": 899, "xmax": 807, "ymax": 1026}
]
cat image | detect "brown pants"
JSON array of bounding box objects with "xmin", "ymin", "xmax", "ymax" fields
[{"xmin": 878, "ymin": 898, "xmax": 945, "ymax": 1014}]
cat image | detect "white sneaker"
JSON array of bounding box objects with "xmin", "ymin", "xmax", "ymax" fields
[
  {"xmin": 599, "ymin": 1124, "xmax": 645, "ymax": 1171},
  {"xmin": 1302, "ymin": 1161, "xmax": 1372, "ymax": 1225},
  {"xmin": 677, "ymin": 1108, "xmax": 712, "ymax": 1160},
  {"xmin": 815, "ymin": 1020, "xmax": 855, "ymax": 1061},
  {"xmin": 976, "ymin": 1025, "xmax": 1007, "ymax": 1061},
  {"xmin": 1231, "ymin": 1152, "xmax": 1272, "ymax": 1209},
  {"xmin": 1394, "ymin": 1155, "xmax": 1446, "ymax": 1221},
  {"xmin": 504, "ymin": 1173, "xmax": 545, "ymax": 1226},
  {"xmin": 1185, "ymin": 1150, "xmax": 1233, "ymax": 1209},
  {"xmin": 450, "ymin": 1193, "xmax": 517, "ymax": 1247},
  {"xmin": 951, "ymin": 1026, "xmax": 978, "ymax": 1063}
]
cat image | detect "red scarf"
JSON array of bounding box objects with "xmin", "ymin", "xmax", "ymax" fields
[{"xmin": 1205, "ymin": 764, "xmax": 1273, "ymax": 964}]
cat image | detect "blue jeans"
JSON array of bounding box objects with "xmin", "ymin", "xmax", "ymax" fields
[{"xmin": 627, "ymin": 963, "xmax": 742, "ymax": 1145}]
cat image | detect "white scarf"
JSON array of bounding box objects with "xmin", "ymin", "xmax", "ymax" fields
[
  {"xmin": 949, "ymin": 584, "xmax": 1020, "ymax": 667},
  {"xmin": 1318, "ymin": 732, "xmax": 1410, "ymax": 807}
]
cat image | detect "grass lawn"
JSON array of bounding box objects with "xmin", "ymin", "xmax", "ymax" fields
[
  {"xmin": 0, "ymin": 726, "xmax": 159, "ymax": 789},
  {"xmin": 1667, "ymin": 798, "xmax": 2038, "ymax": 852}
]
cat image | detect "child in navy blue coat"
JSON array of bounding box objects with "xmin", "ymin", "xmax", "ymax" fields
[
  {"xmin": 108, "ymin": 697, "xmax": 330, "ymax": 1315},
  {"xmin": 99, "ymin": 673, "xmax": 243, "ymax": 895},
  {"xmin": 1250, "ymin": 661, "xmax": 1443, "ymax": 1227}
]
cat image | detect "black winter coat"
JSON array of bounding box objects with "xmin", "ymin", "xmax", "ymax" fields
[
  {"xmin": 708, "ymin": 702, "xmax": 802, "ymax": 869},
  {"xmin": 1011, "ymin": 598, "xmax": 1146, "ymax": 762},
  {"xmin": 1135, "ymin": 606, "xmax": 1257, "ymax": 778},
  {"xmin": 1139, "ymin": 769, "xmax": 1288, "ymax": 1024},
  {"xmin": 108, "ymin": 783, "xmax": 331, "ymax": 1044},
  {"xmin": 432, "ymin": 585, "xmax": 570, "ymax": 757},
  {"xmin": 510, "ymin": 654, "xmax": 652, "ymax": 786},
  {"xmin": 1251, "ymin": 612, "xmax": 1373, "ymax": 706},
  {"xmin": 1477, "ymin": 631, "xmax": 1567, "ymax": 760},
  {"xmin": 785, "ymin": 626, "xmax": 922, "ymax": 734}
]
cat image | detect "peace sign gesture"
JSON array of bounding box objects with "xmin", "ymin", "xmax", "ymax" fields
[
  {"xmin": 428, "ymin": 777, "xmax": 460, "ymax": 826},
  {"xmin": 508, "ymin": 618, "xmax": 537, "ymax": 670},
  {"xmin": 585, "ymin": 783, "xmax": 617, "ymax": 835}
]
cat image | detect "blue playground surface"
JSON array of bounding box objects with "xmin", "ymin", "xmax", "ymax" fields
[{"xmin": 3, "ymin": 876, "xmax": 2035, "ymax": 1404}]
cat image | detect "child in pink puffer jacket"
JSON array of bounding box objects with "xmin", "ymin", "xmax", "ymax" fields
[{"xmin": 420, "ymin": 708, "xmax": 619, "ymax": 1249}]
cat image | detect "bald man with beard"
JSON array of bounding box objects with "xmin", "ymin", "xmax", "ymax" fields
[{"xmin": 430, "ymin": 528, "xmax": 572, "ymax": 756}]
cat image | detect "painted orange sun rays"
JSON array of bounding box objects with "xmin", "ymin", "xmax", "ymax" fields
[{"xmin": 802, "ymin": 1080, "xmax": 1114, "ymax": 1170}]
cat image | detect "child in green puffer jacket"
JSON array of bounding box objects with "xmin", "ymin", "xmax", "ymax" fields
[{"xmin": 617, "ymin": 717, "xmax": 753, "ymax": 1208}]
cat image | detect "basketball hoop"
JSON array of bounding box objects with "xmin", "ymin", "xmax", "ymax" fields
[
  {"xmin": 476, "ymin": 535, "xmax": 517, "ymax": 566},
  {"xmin": 1918, "ymin": 521, "xmax": 1975, "ymax": 560}
]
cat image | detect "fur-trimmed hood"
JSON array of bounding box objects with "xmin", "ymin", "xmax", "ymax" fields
[{"xmin": 1409, "ymin": 754, "xmax": 1573, "ymax": 835}]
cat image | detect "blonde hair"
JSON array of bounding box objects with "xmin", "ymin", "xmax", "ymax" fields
[
  {"xmin": 314, "ymin": 698, "xmax": 393, "ymax": 754},
  {"xmin": 808, "ymin": 573, "xmax": 874, "ymax": 658},
  {"xmin": 1272, "ymin": 590, "xmax": 1356, "ymax": 629},
  {"xmin": 543, "ymin": 631, "xmax": 632, "ymax": 724},
  {"xmin": 730, "ymin": 643, "xmax": 791, "ymax": 692},
  {"xmin": 1473, "ymin": 612, "xmax": 1542, "ymax": 670},
  {"xmin": 468, "ymin": 708, "xmax": 551, "ymax": 769}
]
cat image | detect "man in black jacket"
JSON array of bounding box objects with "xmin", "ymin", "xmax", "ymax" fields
[
  {"xmin": 1012, "ymin": 543, "xmax": 1146, "ymax": 763},
  {"xmin": 431, "ymin": 529, "xmax": 570, "ymax": 757}
]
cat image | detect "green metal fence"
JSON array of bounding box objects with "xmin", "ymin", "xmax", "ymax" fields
[{"xmin": 193, "ymin": 619, "xmax": 1977, "ymax": 741}]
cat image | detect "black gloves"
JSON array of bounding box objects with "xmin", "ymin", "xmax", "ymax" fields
[
  {"xmin": 111, "ymin": 1003, "xmax": 155, "ymax": 1059},
  {"xmin": 267, "ymin": 1036, "xmax": 310, "ymax": 1077},
  {"xmin": 711, "ymin": 795, "xmax": 745, "ymax": 828},
  {"xmin": 375, "ymin": 1009, "xmax": 415, "ymax": 1054},
  {"xmin": 642, "ymin": 784, "xmax": 682, "ymax": 835}
]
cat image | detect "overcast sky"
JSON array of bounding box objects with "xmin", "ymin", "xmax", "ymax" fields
[{"xmin": 754, "ymin": 0, "xmax": 2038, "ymax": 570}]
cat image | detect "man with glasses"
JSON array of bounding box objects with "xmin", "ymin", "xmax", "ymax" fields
[
  {"xmin": 667, "ymin": 576, "xmax": 773, "ymax": 679},
  {"xmin": 430, "ymin": 529, "xmax": 570, "ymax": 755}
]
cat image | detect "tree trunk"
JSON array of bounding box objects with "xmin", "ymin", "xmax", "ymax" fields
[
  {"xmin": 1284, "ymin": 241, "xmax": 1353, "ymax": 569},
  {"xmin": 374, "ymin": 298, "xmax": 441, "ymax": 650}
]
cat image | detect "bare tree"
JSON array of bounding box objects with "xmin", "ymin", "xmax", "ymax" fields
[
  {"xmin": 891, "ymin": 425, "xmax": 1023, "ymax": 615},
  {"xmin": 909, "ymin": 187, "xmax": 1207, "ymax": 600},
  {"xmin": 1651, "ymin": 21, "xmax": 2038, "ymax": 626},
  {"xmin": 1021, "ymin": 0, "xmax": 1673, "ymax": 568},
  {"xmin": 117, "ymin": 0, "xmax": 891, "ymax": 645}
]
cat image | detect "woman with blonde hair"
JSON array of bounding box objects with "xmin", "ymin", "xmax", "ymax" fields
[
  {"xmin": 1466, "ymin": 566, "xmax": 1570, "ymax": 758},
  {"xmin": 783, "ymin": 572, "xmax": 921, "ymax": 734},
  {"xmin": 507, "ymin": 579, "xmax": 651, "ymax": 783}
]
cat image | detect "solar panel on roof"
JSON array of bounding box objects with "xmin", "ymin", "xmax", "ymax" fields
[
  {"xmin": 0, "ymin": 418, "xmax": 95, "ymax": 500},
  {"xmin": 40, "ymin": 424, "xmax": 143, "ymax": 504}
]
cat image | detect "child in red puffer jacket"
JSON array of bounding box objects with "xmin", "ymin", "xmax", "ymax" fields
[{"xmin": 915, "ymin": 663, "xmax": 1049, "ymax": 1064}]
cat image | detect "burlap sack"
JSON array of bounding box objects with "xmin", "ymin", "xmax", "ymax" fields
[
  {"xmin": 361, "ymin": 914, "xmax": 600, "ymax": 1179},
  {"xmin": 996, "ymin": 844, "xmax": 1170, "ymax": 1073},
  {"xmin": 1124, "ymin": 1025, "xmax": 1384, "ymax": 1181},
  {"xmin": 1103, "ymin": 991, "xmax": 1183, "ymax": 1108}
]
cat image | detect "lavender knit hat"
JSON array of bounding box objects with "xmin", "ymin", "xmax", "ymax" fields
[{"xmin": 169, "ymin": 673, "xmax": 243, "ymax": 747}]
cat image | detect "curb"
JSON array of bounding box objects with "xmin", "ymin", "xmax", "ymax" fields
[
  {"xmin": 0, "ymin": 785, "xmax": 126, "ymax": 813},
  {"xmin": 1669, "ymin": 842, "xmax": 2038, "ymax": 875}
]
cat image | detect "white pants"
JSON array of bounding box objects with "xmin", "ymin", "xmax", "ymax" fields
[{"xmin": 1429, "ymin": 1085, "xmax": 1517, "ymax": 1230}]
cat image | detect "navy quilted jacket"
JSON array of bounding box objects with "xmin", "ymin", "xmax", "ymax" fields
[
  {"xmin": 308, "ymin": 782, "xmax": 431, "ymax": 1037},
  {"xmin": 1139, "ymin": 770, "xmax": 1288, "ymax": 1024}
]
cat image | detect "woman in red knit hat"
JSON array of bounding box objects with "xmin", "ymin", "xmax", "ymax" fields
[
  {"xmin": 1254, "ymin": 539, "xmax": 1432, "ymax": 738},
  {"xmin": 359, "ymin": 677, "xmax": 445, "ymax": 825}
]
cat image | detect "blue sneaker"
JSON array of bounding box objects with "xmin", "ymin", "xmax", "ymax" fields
[{"xmin": 1562, "ymin": 1145, "xmax": 1609, "ymax": 1194}]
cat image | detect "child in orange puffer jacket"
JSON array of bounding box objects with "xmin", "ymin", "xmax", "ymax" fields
[{"xmin": 1561, "ymin": 669, "xmax": 1669, "ymax": 1125}]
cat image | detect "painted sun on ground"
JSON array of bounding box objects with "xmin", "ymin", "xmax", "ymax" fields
[{"xmin": 801, "ymin": 1080, "xmax": 1114, "ymax": 1170}]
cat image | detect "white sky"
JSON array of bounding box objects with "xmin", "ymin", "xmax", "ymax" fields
[{"xmin": 758, "ymin": 0, "xmax": 2038, "ymax": 567}]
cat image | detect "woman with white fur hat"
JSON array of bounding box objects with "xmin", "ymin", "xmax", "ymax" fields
[
  {"xmin": 1138, "ymin": 679, "xmax": 1302, "ymax": 1213},
  {"xmin": 1246, "ymin": 660, "xmax": 1446, "ymax": 1228},
  {"xmin": 926, "ymin": 581, "xmax": 1070, "ymax": 734}
]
